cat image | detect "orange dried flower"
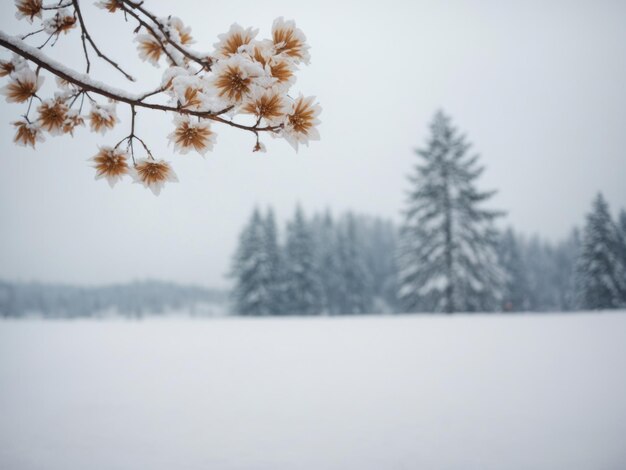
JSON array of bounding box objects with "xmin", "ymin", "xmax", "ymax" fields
[
  {"xmin": 13, "ymin": 120, "xmax": 44, "ymax": 148},
  {"xmin": 272, "ymin": 17, "xmax": 310, "ymax": 64},
  {"xmin": 89, "ymin": 104, "xmax": 117, "ymax": 134},
  {"xmin": 131, "ymin": 159, "xmax": 178, "ymax": 196},
  {"xmin": 1, "ymin": 68, "xmax": 43, "ymax": 103},
  {"xmin": 62, "ymin": 110, "xmax": 85, "ymax": 136},
  {"xmin": 242, "ymin": 88, "xmax": 287, "ymax": 124},
  {"xmin": 15, "ymin": 0, "xmax": 42, "ymax": 22},
  {"xmin": 168, "ymin": 116, "xmax": 215, "ymax": 155},
  {"xmin": 136, "ymin": 34, "xmax": 163, "ymax": 65},
  {"xmin": 38, "ymin": 99, "xmax": 69, "ymax": 135},
  {"xmin": 91, "ymin": 146, "xmax": 129, "ymax": 187}
]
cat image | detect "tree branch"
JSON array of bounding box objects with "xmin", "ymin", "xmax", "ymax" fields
[
  {"xmin": 71, "ymin": 0, "xmax": 135, "ymax": 81},
  {"xmin": 120, "ymin": 0, "xmax": 212, "ymax": 70},
  {"xmin": 0, "ymin": 31, "xmax": 280, "ymax": 134}
]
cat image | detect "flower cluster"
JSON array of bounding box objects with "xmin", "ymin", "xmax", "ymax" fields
[{"xmin": 1, "ymin": 1, "xmax": 321, "ymax": 196}]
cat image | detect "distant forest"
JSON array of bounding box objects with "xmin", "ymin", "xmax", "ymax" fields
[{"xmin": 0, "ymin": 281, "xmax": 228, "ymax": 318}]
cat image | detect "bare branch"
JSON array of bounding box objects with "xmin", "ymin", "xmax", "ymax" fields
[{"xmin": 71, "ymin": 0, "xmax": 135, "ymax": 81}]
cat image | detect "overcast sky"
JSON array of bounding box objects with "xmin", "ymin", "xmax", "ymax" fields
[{"xmin": 0, "ymin": 0, "xmax": 625, "ymax": 288}]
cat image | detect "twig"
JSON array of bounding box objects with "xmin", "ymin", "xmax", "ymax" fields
[
  {"xmin": 71, "ymin": 0, "xmax": 135, "ymax": 81},
  {"xmin": 120, "ymin": 0, "xmax": 212, "ymax": 70}
]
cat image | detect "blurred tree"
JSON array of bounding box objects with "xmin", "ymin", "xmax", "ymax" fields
[
  {"xmin": 497, "ymin": 228, "xmax": 531, "ymax": 311},
  {"xmin": 397, "ymin": 110, "xmax": 504, "ymax": 313},
  {"xmin": 575, "ymin": 193, "xmax": 626, "ymax": 309},
  {"xmin": 336, "ymin": 213, "xmax": 373, "ymax": 314},
  {"xmin": 230, "ymin": 208, "xmax": 275, "ymax": 316},
  {"xmin": 283, "ymin": 206, "xmax": 323, "ymax": 315}
]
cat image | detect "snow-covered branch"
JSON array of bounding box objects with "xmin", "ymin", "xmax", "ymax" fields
[{"xmin": 1, "ymin": 0, "xmax": 321, "ymax": 195}]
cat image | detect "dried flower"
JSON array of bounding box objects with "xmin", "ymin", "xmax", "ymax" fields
[
  {"xmin": 282, "ymin": 95, "xmax": 321, "ymax": 151},
  {"xmin": 13, "ymin": 119, "xmax": 44, "ymax": 148},
  {"xmin": 62, "ymin": 109, "xmax": 85, "ymax": 136},
  {"xmin": 0, "ymin": 54, "xmax": 27, "ymax": 78},
  {"xmin": 89, "ymin": 103, "xmax": 117, "ymax": 134},
  {"xmin": 131, "ymin": 159, "xmax": 178, "ymax": 196},
  {"xmin": 95, "ymin": 0, "xmax": 122, "ymax": 13},
  {"xmin": 168, "ymin": 116, "xmax": 216, "ymax": 155},
  {"xmin": 0, "ymin": 61, "xmax": 15, "ymax": 78},
  {"xmin": 271, "ymin": 17, "xmax": 310, "ymax": 65},
  {"xmin": 37, "ymin": 99, "xmax": 68, "ymax": 135},
  {"xmin": 214, "ymin": 23, "xmax": 258, "ymax": 58},
  {"xmin": 183, "ymin": 87, "xmax": 204, "ymax": 109},
  {"xmin": 212, "ymin": 55, "xmax": 263, "ymax": 104},
  {"xmin": 167, "ymin": 17, "xmax": 194, "ymax": 45},
  {"xmin": 136, "ymin": 33, "xmax": 163, "ymax": 66},
  {"xmin": 250, "ymin": 44, "xmax": 296, "ymax": 89},
  {"xmin": 1, "ymin": 68, "xmax": 43, "ymax": 103},
  {"xmin": 242, "ymin": 87, "xmax": 287, "ymax": 124},
  {"xmin": 91, "ymin": 146, "xmax": 129, "ymax": 188},
  {"xmin": 43, "ymin": 9, "xmax": 76, "ymax": 35},
  {"xmin": 14, "ymin": 0, "xmax": 42, "ymax": 23}
]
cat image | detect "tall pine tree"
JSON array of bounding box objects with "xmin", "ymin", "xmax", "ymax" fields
[
  {"xmin": 263, "ymin": 208, "xmax": 286, "ymax": 314},
  {"xmin": 618, "ymin": 209, "xmax": 626, "ymax": 271},
  {"xmin": 311, "ymin": 210, "xmax": 343, "ymax": 315},
  {"xmin": 397, "ymin": 110, "xmax": 504, "ymax": 313},
  {"xmin": 497, "ymin": 228, "xmax": 530, "ymax": 311},
  {"xmin": 336, "ymin": 213, "xmax": 373, "ymax": 314},
  {"xmin": 230, "ymin": 208, "xmax": 271, "ymax": 315},
  {"xmin": 576, "ymin": 193, "xmax": 626, "ymax": 309},
  {"xmin": 283, "ymin": 206, "xmax": 323, "ymax": 315}
]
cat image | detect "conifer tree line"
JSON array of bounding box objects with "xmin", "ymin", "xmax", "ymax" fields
[
  {"xmin": 229, "ymin": 207, "xmax": 397, "ymax": 315},
  {"xmin": 230, "ymin": 111, "xmax": 626, "ymax": 315}
]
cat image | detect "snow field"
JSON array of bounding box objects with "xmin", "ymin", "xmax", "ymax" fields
[{"xmin": 1, "ymin": 312, "xmax": 625, "ymax": 469}]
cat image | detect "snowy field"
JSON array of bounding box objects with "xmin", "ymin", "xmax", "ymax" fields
[{"xmin": 1, "ymin": 313, "xmax": 625, "ymax": 470}]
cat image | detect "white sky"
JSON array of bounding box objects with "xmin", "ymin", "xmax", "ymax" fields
[{"xmin": 1, "ymin": 0, "xmax": 625, "ymax": 288}]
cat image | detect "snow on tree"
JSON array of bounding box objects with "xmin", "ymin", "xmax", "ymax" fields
[
  {"xmin": 359, "ymin": 216, "xmax": 398, "ymax": 311},
  {"xmin": 576, "ymin": 193, "xmax": 626, "ymax": 309},
  {"xmin": 552, "ymin": 229, "xmax": 581, "ymax": 311},
  {"xmin": 397, "ymin": 110, "xmax": 504, "ymax": 313},
  {"xmin": 336, "ymin": 213, "xmax": 373, "ymax": 314},
  {"xmin": 262, "ymin": 208, "xmax": 286, "ymax": 315},
  {"xmin": 497, "ymin": 228, "xmax": 531, "ymax": 311},
  {"xmin": 310, "ymin": 210, "xmax": 343, "ymax": 315},
  {"xmin": 0, "ymin": 1, "xmax": 320, "ymax": 195},
  {"xmin": 618, "ymin": 209, "xmax": 626, "ymax": 270},
  {"xmin": 283, "ymin": 206, "xmax": 323, "ymax": 315},
  {"xmin": 230, "ymin": 208, "xmax": 275, "ymax": 316}
]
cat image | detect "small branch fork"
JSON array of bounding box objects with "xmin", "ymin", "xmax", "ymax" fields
[
  {"xmin": 71, "ymin": 0, "xmax": 135, "ymax": 81},
  {"xmin": 114, "ymin": 105, "xmax": 152, "ymax": 163},
  {"xmin": 119, "ymin": 0, "xmax": 212, "ymax": 70}
]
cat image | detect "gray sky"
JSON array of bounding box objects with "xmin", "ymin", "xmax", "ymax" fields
[{"xmin": 1, "ymin": 0, "xmax": 625, "ymax": 288}]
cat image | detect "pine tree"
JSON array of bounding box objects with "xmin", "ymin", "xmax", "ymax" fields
[
  {"xmin": 230, "ymin": 208, "xmax": 273, "ymax": 315},
  {"xmin": 397, "ymin": 110, "xmax": 504, "ymax": 313},
  {"xmin": 336, "ymin": 213, "xmax": 373, "ymax": 314},
  {"xmin": 357, "ymin": 216, "xmax": 398, "ymax": 312},
  {"xmin": 618, "ymin": 209, "xmax": 626, "ymax": 270},
  {"xmin": 283, "ymin": 206, "xmax": 323, "ymax": 315},
  {"xmin": 553, "ymin": 229, "xmax": 581, "ymax": 311},
  {"xmin": 262, "ymin": 208, "xmax": 286, "ymax": 314},
  {"xmin": 576, "ymin": 193, "xmax": 626, "ymax": 309},
  {"xmin": 311, "ymin": 210, "xmax": 343, "ymax": 315},
  {"xmin": 497, "ymin": 228, "xmax": 530, "ymax": 311}
]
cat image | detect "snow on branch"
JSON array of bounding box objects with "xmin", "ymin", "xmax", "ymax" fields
[{"xmin": 1, "ymin": 0, "xmax": 321, "ymax": 195}]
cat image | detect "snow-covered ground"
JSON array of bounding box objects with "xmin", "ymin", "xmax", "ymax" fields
[{"xmin": 1, "ymin": 312, "xmax": 625, "ymax": 470}]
